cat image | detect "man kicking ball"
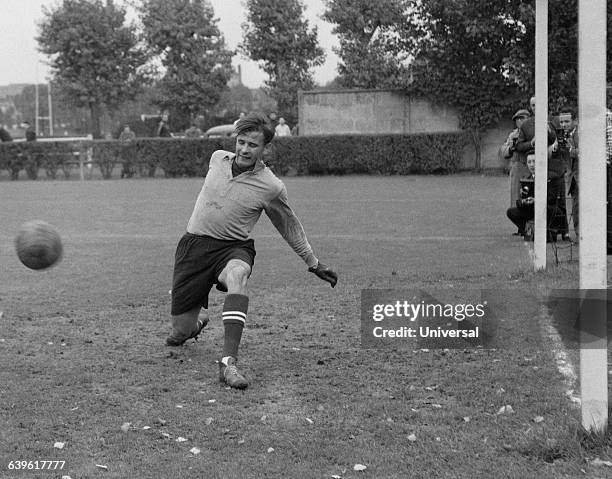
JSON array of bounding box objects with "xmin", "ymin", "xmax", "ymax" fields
[{"xmin": 167, "ymin": 113, "xmax": 338, "ymax": 389}]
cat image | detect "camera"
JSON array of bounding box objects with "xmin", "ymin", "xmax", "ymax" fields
[{"xmin": 555, "ymin": 127, "xmax": 570, "ymax": 151}]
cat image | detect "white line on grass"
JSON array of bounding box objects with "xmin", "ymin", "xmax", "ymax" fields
[{"xmin": 525, "ymin": 242, "xmax": 581, "ymax": 406}]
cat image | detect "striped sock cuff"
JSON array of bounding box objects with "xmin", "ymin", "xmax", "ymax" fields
[
  {"xmin": 223, "ymin": 294, "xmax": 248, "ymax": 325},
  {"xmin": 223, "ymin": 310, "xmax": 246, "ymax": 325}
]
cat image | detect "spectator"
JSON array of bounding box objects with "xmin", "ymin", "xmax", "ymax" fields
[
  {"xmin": 275, "ymin": 117, "xmax": 291, "ymax": 137},
  {"xmin": 119, "ymin": 124, "xmax": 137, "ymax": 178},
  {"xmin": 119, "ymin": 124, "xmax": 136, "ymax": 142},
  {"xmin": 185, "ymin": 122, "xmax": 203, "ymax": 138},
  {"xmin": 506, "ymin": 152, "xmax": 563, "ymax": 242},
  {"xmin": 21, "ymin": 121, "xmax": 39, "ymax": 179},
  {"xmin": 157, "ymin": 118, "xmax": 171, "ymax": 137},
  {"xmin": 0, "ymin": 126, "xmax": 12, "ymax": 142},
  {"xmin": 268, "ymin": 112, "xmax": 278, "ymax": 129},
  {"xmin": 555, "ymin": 107, "xmax": 579, "ymax": 238},
  {"xmin": 233, "ymin": 112, "xmax": 246, "ymax": 127},
  {"xmin": 22, "ymin": 121, "xmax": 36, "ymax": 141},
  {"xmin": 502, "ymin": 109, "xmax": 531, "ymax": 232},
  {"xmin": 515, "ymin": 99, "xmax": 569, "ymax": 240}
]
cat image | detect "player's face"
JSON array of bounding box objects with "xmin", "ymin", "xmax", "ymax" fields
[{"xmin": 235, "ymin": 130, "xmax": 266, "ymax": 168}]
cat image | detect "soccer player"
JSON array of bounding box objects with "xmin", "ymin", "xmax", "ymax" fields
[{"xmin": 167, "ymin": 113, "xmax": 338, "ymax": 389}]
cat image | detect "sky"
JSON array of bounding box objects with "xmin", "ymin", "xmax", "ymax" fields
[{"xmin": 0, "ymin": 0, "xmax": 340, "ymax": 89}]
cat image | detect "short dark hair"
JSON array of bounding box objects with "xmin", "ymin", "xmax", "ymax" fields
[
  {"xmin": 234, "ymin": 113, "xmax": 275, "ymax": 144},
  {"xmin": 558, "ymin": 106, "xmax": 574, "ymax": 117}
]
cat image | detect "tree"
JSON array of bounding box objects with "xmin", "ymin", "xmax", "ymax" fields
[
  {"xmin": 37, "ymin": 0, "xmax": 147, "ymax": 138},
  {"xmin": 322, "ymin": 0, "xmax": 412, "ymax": 89},
  {"xmin": 141, "ymin": 0, "xmax": 233, "ymax": 129},
  {"xmin": 241, "ymin": 0, "xmax": 324, "ymax": 124},
  {"xmin": 404, "ymin": 0, "xmax": 531, "ymax": 169}
]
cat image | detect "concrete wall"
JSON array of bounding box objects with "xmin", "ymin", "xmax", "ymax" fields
[{"xmin": 298, "ymin": 89, "xmax": 512, "ymax": 170}]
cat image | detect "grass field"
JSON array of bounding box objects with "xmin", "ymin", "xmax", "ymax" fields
[{"xmin": 1, "ymin": 174, "xmax": 611, "ymax": 479}]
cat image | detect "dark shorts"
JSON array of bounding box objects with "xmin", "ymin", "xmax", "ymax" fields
[{"xmin": 171, "ymin": 233, "xmax": 255, "ymax": 315}]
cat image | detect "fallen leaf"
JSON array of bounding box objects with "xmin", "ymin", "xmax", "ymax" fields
[
  {"xmin": 205, "ymin": 417, "xmax": 213, "ymax": 426},
  {"xmin": 317, "ymin": 405, "xmax": 325, "ymax": 412},
  {"xmin": 143, "ymin": 426, "xmax": 151, "ymax": 430},
  {"xmin": 463, "ymin": 417, "xmax": 470, "ymax": 422},
  {"xmin": 407, "ymin": 433, "xmax": 417, "ymax": 442},
  {"xmin": 533, "ymin": 416, "xmax": 544, "ymax": 423},
  {"xmin": 161, "ymin": 432, "xmax": 171, "ymax": 439},
  {"xmin": 176, "ymin": 404, "xmax": 184, "ymax": 409},
  {"xmin": 190, "ymin": 447, "xmax": 201, "ymax": 455},
  {"xmin": 497, "ymin": 405, "xmax": 514, "ymax": 415},
  {"xmin": 331, "ymin": 475, "xmax": 342, "ymax": 479},
  {"xmin": 305, "ymin": 417, "xmax": 314, "ymax": 425},
  {"xmin": 208, "ymin": 399, "xmax": 216, "ymax": 404},
  {"xmin": 353, "ymin": 464, "xmax": 367, "ymax": 471},
  {"xmin": 70, "ymin": 406, "xmax": 79, "ymax": 411},
  {"xmin": 61, "ymin": 476, "xmax": 72, "ymax": 479},
  {"xmin": 432, "ymin": 404, "xmax": 442, "ymax": 409},
  {"xmin": 176, "ymin": 437, "xmax": 188, "ymax": 443},
  {"xmin": 260, "ymin": 415, "xmax": 267, "ymax": 422},
  {"xmin": 238, "ymin": 439, "xmax": 245, "ymax": 445},
  {"xmin": 95, "ymin": 464, "xmax": 108, "ymax": 470},
  {"xmin": 120, "ymin": 422, "xmax": 131, "ymax": 433},
  {"xmin": 54, "ymin": 442, "xmax": 65, "ymax": 449},
  {"xmin": 155, "ymin": 418, "xmax": 166, "ymax": 426},
  {"xmin": 592, "ymin": 458, "xmax": 612, "ymax": 467},
  {"xmin": 267, "ymin": 447, "xmax": 275, "ymax": 453}
]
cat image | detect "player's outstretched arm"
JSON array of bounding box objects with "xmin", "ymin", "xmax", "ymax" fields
[{"xmin": 309, "ymin": 261, "xmax": 338, "ymax": 288}]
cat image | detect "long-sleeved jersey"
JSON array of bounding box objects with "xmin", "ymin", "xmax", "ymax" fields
[{"xmin": 186, "ymin": 150, "xmax": 318, "ymax": 268}]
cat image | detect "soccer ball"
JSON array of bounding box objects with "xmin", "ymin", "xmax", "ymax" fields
[{"xmin": 15, "ymin": 220, "xmax": 63, "ymax": 270}]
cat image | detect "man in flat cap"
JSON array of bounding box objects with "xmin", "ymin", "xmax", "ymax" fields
[{"xmin": 502, "ymin": 108, "xmax": 532, "ymax": 232}]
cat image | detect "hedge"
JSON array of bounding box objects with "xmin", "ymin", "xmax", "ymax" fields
[{"xmin": 0, "ymin": 132, "xmax": 469, "ymax": 180}]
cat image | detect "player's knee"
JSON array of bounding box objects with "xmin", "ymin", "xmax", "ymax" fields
[{"xmin": 223, "ymin": 261, "xmax": 250, "ymax": 293}]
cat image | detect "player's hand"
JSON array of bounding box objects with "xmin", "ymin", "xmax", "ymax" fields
[{"xmin": 309, "ymin": 262, "xmax": 338, "ymax": 288}]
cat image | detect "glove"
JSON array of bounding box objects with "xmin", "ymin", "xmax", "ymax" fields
[{"xmin": 309, "ymin": 262, "xmax": 338, "ymax": 288}]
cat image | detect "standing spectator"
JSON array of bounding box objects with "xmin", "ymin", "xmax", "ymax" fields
[
  {"xmin": 157, "ymin": 117, "xmax": 171, "ymax": 137},
  {"xmin": 233, "ymin": 112, "xmax": 246, "ymax": 127},
  {"xmin": 556, "ymin": 107, "xmax": 579, "ymax": 238},
  {"xmin": 21, "ymin": 121, "xmax": 39, "ymax": 179},
  {"xmin": 0, "ymin": 126, "xmax": 12, "ymax": 142},
  {"xmin": 119, "ymin": 124, "xmax": 137, "ymax": 178},
  {"xmin": 275, "ymin": 117, "xmax": 291, "ymax": 137},
  {"xmin": 268, "ymin": 112, "xmax": 279, "ymax": 129},
  {"xmin": 185, "ymin": 122, "xmax": 203, "ymax": 138},
  {"xmin": 502, "ymin": 109, "xmax": 531, "ymax": 225},
  {"xmin": 119, "ymin": 124, "xmax": 136, "ymax": 143},
  {"xmin": 22, "ymin": 121, "xmax": 37, "ymax": 141}
]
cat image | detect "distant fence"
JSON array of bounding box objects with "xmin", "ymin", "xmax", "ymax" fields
[{"xmin": 0, "ymin": 132, "xmax": 470, "ymax": 180}]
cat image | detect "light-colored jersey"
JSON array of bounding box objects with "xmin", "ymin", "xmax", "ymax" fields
[{"xmin": 187, "ymin": 150, "xmax": 318, "ymax": 268}]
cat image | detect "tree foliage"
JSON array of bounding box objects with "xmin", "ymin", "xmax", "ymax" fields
[
  {"xmin": 241, "ymin": 0, "xmax": 324, "ymax": 124},
  {"xmin": 322, "ymin": 0, "xmax": 412, "ymax": 89},
  {"xmin": 37, "ymin": 0, "xmax": 146, "ymax": 138},
  {"xmin": 141, "ymin": 0, "xmax": 233, "ymax": 128},
  {"xmin": 402, "ymin": 1, "xmax": 538, "ymax": 168}
]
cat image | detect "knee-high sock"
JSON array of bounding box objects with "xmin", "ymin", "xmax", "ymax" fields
[{"xmin": 222, "ymin": 294, "xmax": 248, "ymax": 360}]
